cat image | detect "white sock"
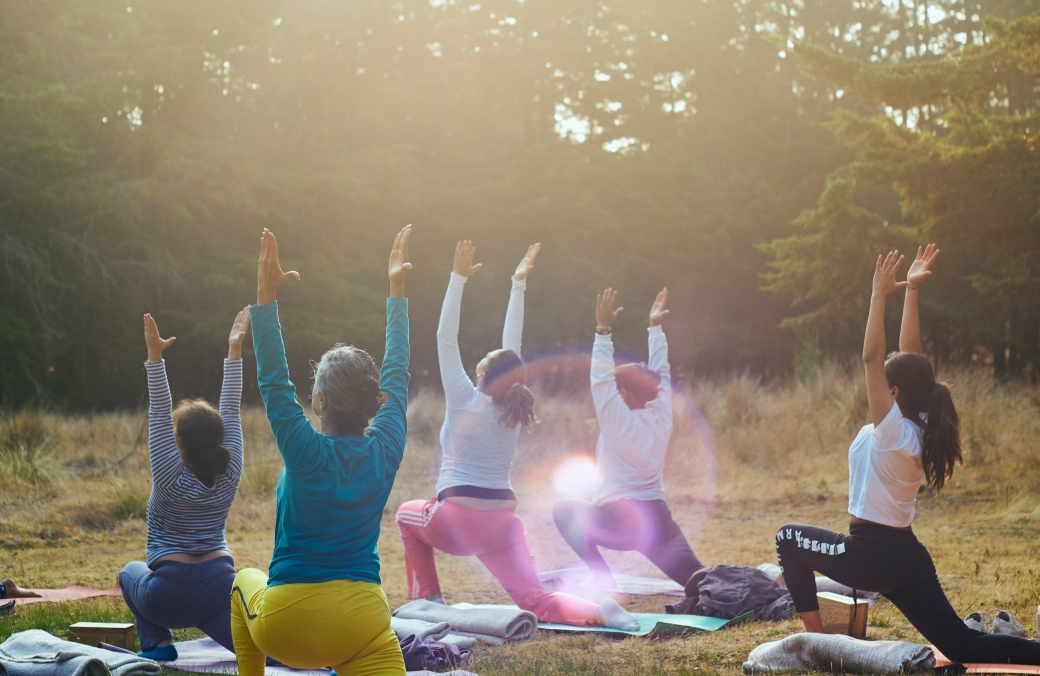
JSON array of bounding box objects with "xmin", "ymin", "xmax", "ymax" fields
[{"xmin": 598, "ymin": 597, "xmax": 639, "ymax": 631}]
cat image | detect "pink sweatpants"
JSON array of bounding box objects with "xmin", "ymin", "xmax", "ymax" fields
[{"xmin": 395, "ymin": 498, "xmax": 600, "ymax": 626}]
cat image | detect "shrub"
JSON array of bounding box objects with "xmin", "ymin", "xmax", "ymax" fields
[
  {"xmin": 112, "ymin": 480, "xmax": 149, "ymax": 520},
  {"xmin": 0, "ymin": 410, "xmax": 60, "ymax": 484}
]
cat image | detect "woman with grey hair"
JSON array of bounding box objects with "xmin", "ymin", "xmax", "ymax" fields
[{"xmin": 231, "ymin": 225, "xmax": 412, "ymax": 676}]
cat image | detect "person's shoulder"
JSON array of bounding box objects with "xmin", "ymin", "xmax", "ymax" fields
[{"xmin": 871, "ymin": 403, "xmax": 920, "ymax": 453}]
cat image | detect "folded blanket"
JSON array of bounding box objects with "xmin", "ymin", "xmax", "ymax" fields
[
  {"xmin": 390, "ymin": 619, "xmax": 450, "ymax": 643},
  {"xmin": 743, "ymin": 634, "xmax": 935, "ymax": 674},
  {"xmin": 393, "ymin": 600, "xmax": 537, "ymax": 644},
  {"xmin": 0, "ymin": 630, "xmax": 160, "ymax": 676},
  {"xmin": 390, "ymin": 618, "xmax": 479, "ymax": 648}
]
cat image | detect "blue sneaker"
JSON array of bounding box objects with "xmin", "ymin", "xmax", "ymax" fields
[{"xmin": 137, "ymin": 645, "xmax": 178, "ymax": 661}]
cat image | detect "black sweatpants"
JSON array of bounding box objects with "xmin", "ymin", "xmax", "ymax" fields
[
  {"xmin": 553, "ymin": 498, "xmax": 704, "ymax": 586},
  {"xmin": 775, "ymin": 522, "xmax": 1040, "ymax": 665}
]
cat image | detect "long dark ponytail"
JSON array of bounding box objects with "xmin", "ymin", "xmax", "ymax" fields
[
  {"xmin": 173, "ymin": 399, "xmax": 231, "ymax": 488},
  {"xmin": 884, "ymin": 352, "xmax": 962, "ymax": 493},
  {"xmin": 482, "ymin": 349, "xmax": 537, "ymax": 430}
]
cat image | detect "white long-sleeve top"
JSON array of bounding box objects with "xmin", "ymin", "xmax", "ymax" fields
[
  {"xmin": 435, "ymin": 271, "xmax": 526, "ymax": 494},
  {"xmin": 590, "ymin": 326, "xmax": 673, "ymax": 505}
]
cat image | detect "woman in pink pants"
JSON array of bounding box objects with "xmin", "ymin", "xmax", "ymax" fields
[{"xmin": 396, "ymin": 241, "xmax": 638, "ymax": 630}]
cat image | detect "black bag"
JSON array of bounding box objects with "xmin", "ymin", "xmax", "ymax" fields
[{"xmin": 665, "ymin": 564, "xmax": 795, "ymax": 621}]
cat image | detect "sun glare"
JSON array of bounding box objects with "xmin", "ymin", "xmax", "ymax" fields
[{"xmin": 551, "ymin": 454, "xmax": 601, "ymax": 500}]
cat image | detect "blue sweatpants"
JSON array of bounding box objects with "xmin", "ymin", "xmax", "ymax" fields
[{"xmin": 118, "ymin": 557, "xmax": 236, "ymax": 652}]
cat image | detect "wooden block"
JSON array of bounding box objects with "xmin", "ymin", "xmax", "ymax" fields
[
  {"xmin": 68, "ymin": 622, "xmax": 137, "ymax": 650},
  {"xmin": 817, "ymin": 591, "xmax": 869, "ymax": 639}
]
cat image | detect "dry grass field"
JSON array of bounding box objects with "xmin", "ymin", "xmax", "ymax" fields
[{"xmin": 2, "ymin": 363, "xmax": 1039, "ymax": 675}]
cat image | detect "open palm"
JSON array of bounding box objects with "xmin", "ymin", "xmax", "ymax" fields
[
  {"xmin": 906, "ymin": 243, "xmax": 940, "ymax": 288},
  {"xmin": 257, "ymin": 229, "xmax": 300, "ymax": 305},
  {"xmin": 649, "ymin": 288, "xmax": 670, "ymax": 327},
  {"xmin": 596, "ymin": 288, "xmax": 624, "ymax": 329},
  {"xmin": 453, "ymin": 240, "xmax": 483, "ymax": 277},
  {"xmin": 143, "ymin": 313, "xmax": 176, "ymax": 362},
  {"xmin": 513, "ymin": 243, "xmax": 541, "ymax": 281}
]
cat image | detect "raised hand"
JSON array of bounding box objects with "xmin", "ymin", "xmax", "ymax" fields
[
  {"xmin": 513, "ymin": 243, "xmax": 541, "ymax": 281},
  {"xmin": 649, "ymin": 288, "xmax": 670, "ymax": 327},
  {"xmin": 257, "ymin": 229, "xmax": 300, "ymax": 305},
  {"xmin": 872, "ymin": 250, "xmax": 908, "ymax": 299},
  {"xmin": 453, "ymin": 240, "xmax": 483, "ymax": 277},
  {"xmin": 228, "ymin": 307, "xmax": 251, "ymax": 360},
  {"xmin": 906, "ymin": 243, "xmax": 940, "ymax": 289},
  {"xmin": 143, "ymin": 313, "xmax": 176, "ymax": 363},
  {"xmin": 389, "ymin": 224, "xmax": 413, "ymax": 297},
  {"xmin": 596, "ymin": 288, "xmax": 624, "ymax": 330}
]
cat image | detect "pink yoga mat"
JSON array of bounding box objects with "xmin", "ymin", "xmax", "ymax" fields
[
  {"xmin": 13, "ymin": 586, "xmax": 122, "ymax": 606},
  {"xmin": 932, "ymin": 646, "xmax": 1040, "ymax": 674}
]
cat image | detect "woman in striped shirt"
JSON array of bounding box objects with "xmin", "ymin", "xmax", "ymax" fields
[{"xmin": 118, "ymin": 307, "xmax": 250, "ymax": 661}]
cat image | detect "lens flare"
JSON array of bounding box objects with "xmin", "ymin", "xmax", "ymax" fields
[{"xmin": 551, "ymin": 454, "xmax": 602, "ymax": 500}]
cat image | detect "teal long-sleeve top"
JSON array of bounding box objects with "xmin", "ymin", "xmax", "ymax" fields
[{"xmin": 250, "ymin": 298, "xmax": 409, "ymax": 586}]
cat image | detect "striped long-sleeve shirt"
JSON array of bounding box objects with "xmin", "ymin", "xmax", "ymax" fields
[{"xmin": 144, "ymin": 359, "xmax": 244, "ymax": 566}]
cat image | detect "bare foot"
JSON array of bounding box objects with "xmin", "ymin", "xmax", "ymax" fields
[{"xmin": 2, "ymin": 578, "xmax": 41, "ymax": 599}]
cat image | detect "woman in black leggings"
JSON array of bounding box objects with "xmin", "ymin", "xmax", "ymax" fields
[{"xmin": 776, "ymin": 245, "xmax": 1040, "ymax": 665}]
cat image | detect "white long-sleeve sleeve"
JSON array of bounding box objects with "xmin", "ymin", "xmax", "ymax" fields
[
  {"xmin": 501, "ymin": 278, "xmax": 526, "ymax": 356},
  {"xmin": 646, "ymin": 325, "xmax": 672, "ymax": 419},
  {"xmin": 437, "ymin": 272, "xmax": 479, "ymax": 409},
  {"xmin": 590, "ymin": 333, "xmax": 634, "ymax": 441}
]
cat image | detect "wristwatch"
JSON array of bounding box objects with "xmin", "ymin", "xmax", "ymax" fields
[{"xmin": 595, "ymin": 326, "xmax": 612, "ymax": 335}]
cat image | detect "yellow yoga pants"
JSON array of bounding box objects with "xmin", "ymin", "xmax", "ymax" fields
[{"xmin": 230, "ymin": 568, "xmax": 405, "ymax": 676}]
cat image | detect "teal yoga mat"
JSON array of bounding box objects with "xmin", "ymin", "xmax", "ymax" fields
[{"xmin": 453, "ymin": 603, "xmax": 753, "ymax": 638}]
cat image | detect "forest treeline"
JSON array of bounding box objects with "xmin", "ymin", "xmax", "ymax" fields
[{"xmin": 2, "ymin": 0, "xmax": 1039, "ymax": 409}]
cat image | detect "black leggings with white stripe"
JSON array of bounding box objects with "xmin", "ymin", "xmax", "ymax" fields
[{"xmin": 775, "ymin": 522, "xmax": 1040, "ymax": 665}]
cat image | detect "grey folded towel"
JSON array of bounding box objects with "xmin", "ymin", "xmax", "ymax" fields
[
  {"xmin": 390, "ymin": 618, "xmax": 451, "ymax": 643},
  {"xmin": 0, "ymin": 630, "xmax": 161, "ymax": 676},
  {"xmin": 393, "ymin": 600, "xmax": 537, "ymax": 643},
  {"xmin": 743, "ymin": 634, "xmax": 935, "ymax": 673}
]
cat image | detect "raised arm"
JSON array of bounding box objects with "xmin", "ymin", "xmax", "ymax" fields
[
  {"xmin": 437, "ymin": 241, "xmax": 481, "ymax": 408},
  {"xmin": 502, "ymin": 243, "xmax": 540, "ymax": 355},
  {"xmin": 252, "ymin": 230, "xmax": 320, "ymax": 471},
  {"xmin": 142, "ymin": 313, "xmax": 182, "ymax": 489},
  {"xmin": 899, "ymin": 244, "xmax": 939, "ymax": 355},
  {"xmin": 864, "ymin": 251, "xmax": 908, "ymax": 426},
  {"xmin": 647, "ymin": 288, "xmax": 672, "ymax": 411},
  {"xmin": 369, "ymin": 225, "xmax": 412, "ymax": 459},
  {"xmin": 220, "ymin": 307, "xmax": 250, "ymax": 482},
  {"xmin": 590, "ymin": 288, "xmax": 633, "ymax": 437}
]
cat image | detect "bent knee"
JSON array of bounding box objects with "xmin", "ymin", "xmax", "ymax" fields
[
  {"xmin": 395, "ymin": 499, "xmax": 429, "ymax": 523},
  {"xmin": 775, "ymin": 524, "xmax": 801, "ymax": 550}
]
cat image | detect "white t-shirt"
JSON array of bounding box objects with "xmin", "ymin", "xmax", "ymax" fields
[
  {"xmin": 435, "ymin": 272, "xmax": 526, "ymax": 494},
  {"xmin": 847, "ymin": 402, "xmax": 925, "ymax": 528},
  {"xmin": 590, "ymin": 326, "xmax": 673, "ymax": 505}
]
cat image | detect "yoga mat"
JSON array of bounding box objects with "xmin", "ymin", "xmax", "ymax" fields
[
  {"xmin": 452, "ymin": 603, "xmax": 752, "ymax": 637},
  {"xmin": 13, "ymin": 586, "xmax": 122, "ymax": 606},
  {"xmin": 538, "ymin": 568, "xmax": 685, "ymax": 597},
  {"xmin": 168, "ymin": 638, "xmax": 477, "ymax": 676},
  {"xmin": 932, "ymin": 646, "xmax": 1040, "ymax": 675}
]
